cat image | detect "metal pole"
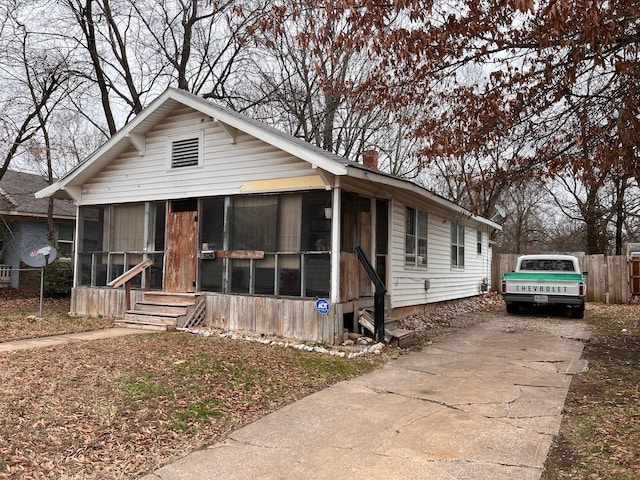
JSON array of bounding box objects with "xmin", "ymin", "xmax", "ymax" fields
[
  {"xmin": 374, "ymin": 290, "xmax": 385, "ymax": 343},
  {"xmin": 39, "ymin": 266, "xmax": 44, "ymax": 318},
  {"xmin": 39, "ymin": 254, "xmax": 50, "ymax": 318}
]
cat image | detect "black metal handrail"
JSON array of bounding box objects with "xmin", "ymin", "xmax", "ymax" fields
[{"xmin": 355, "ymin": 245, "xmax": 386, "ymax": 343}]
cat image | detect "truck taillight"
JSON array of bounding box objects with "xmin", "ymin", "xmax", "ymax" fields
[
  {"xmin": 579, "ymin": 282, "xmax": 584, "ymax": 296},
  {"xmin": 501, "ymin": 280, "xmax": 506, "ymax": 293}
]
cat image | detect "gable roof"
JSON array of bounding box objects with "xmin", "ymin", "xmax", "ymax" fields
[
  {"xmin": 37, "ymin": 88, "xmax": 500, "ymax": 230},
  {"xmin": 0, "ymin": 170, "xmax": 76, "ymax": 219}
]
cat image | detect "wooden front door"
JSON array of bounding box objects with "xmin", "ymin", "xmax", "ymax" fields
[{"xmin": 165, "ymin": 201, "xmax": 198, "ymax": 292}]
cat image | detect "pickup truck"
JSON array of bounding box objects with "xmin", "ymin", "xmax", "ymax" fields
[{"xmin": 501, "ymin": 254, "xmax": 587, "ymax": 318}]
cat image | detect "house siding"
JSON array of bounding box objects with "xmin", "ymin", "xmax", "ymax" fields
[
  {"xmin": 2, "ymin": 221, "xmax": 48, "ymax": 288},
  {"xmin": 79, "ymin": 106, "xmax": 326, "ymax": 206},
  {"xmin": 390, "ymin": 195, "xmax": 492, "ymax": 309}
]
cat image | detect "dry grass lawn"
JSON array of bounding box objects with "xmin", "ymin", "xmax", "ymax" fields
[{"xmin": 0, "ymin": 293, "xmax": 379, "ymax": 479}]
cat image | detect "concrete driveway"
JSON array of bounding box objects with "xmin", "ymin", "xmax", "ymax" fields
[{"xmin": 142, "ymin": 312, "xmax": 590, "ymax": 480}]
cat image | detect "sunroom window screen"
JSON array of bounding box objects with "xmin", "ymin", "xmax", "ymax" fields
[
  {"xmin": 278, "ymin": 195, "xmax": 301, "ymax": 252},
  {"xmin": 112, "ymin": 204, "xmax": 145, "ymax": 251},
  {"xmin": 232, "ymin": 196, "xmax": 277, "ymax": 251},
  {"xmin": 171, "ymin": 138, "xmax": 199, "ymax": 168}
]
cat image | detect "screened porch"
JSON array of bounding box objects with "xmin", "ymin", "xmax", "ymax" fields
[{"xmin": 76, "ymin": 191, "xmax": 333, "ymax": 297}]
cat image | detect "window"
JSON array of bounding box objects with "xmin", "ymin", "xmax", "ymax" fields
[
  {"xmin": 477, "ymin": 229, "xmax": 482, "ymax": 255},
  {"xmin": 520, "ymin": 259, "xmax": 575, "ymax": 272},
  {"xmin": 405, "ymin": 206, "xmax": 427, "ymax": 267},
  {"xmin": 199, "ymin": 192, "xmax": 331, "ymax": 298},
  {"xmin": 201, "ymin": 198, "xmax": 225, "ymax": 250},
  {"xmin": 152, "ymin": 201, "xmax": 166, "ymax": 252},
  {"xmin": 112, "ymin": 204, "xmax": 145, "ymax": 251},
  {"xmin": 56, "ymin": 224, "xmax": 74, "ymax": 257},
  {"xmin": 168, "ymin": 133, "xmax": 202, "ymax": 169},
  {"xmin": 451, "ymin": 223, "xmax": 465, "ymax": 268},
  {"xmin": 79, "ymin": 206, "xmax": 105, "ymax": 252},
  {"xmin": 301, "ymin": 192, "xmax": 331, "ymax": 251},
  {"xmin": 375, "ymin": 199, "xmax": 388, "ymax": 282},
  {"xmin": 231, "ymin": 196, "xmax": 277, "ymax": 251}
]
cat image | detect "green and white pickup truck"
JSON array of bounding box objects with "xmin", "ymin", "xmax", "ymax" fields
[{"xmin": 501, "ymin": 254, "xmax": 587, "ymax": 319}]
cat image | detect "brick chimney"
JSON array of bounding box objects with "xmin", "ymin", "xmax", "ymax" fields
[{"xmin": 362, "ymin": 150, "xmax": 378, "ymax": 170}]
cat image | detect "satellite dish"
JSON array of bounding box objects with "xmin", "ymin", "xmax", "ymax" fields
[
  {"xmin": 490, "ymin": 205, "xmax": 507, "ymax": 225},
  {"xmin": 21, "ymin": 245, "xmax": 57, "ymax": 267}
]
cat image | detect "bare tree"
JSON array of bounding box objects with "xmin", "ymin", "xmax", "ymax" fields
[
  {"xmin": 244, "ymin": 0, "xmax": 425, "ymax": 175},
  {"xmin": 58, "ymin": 0, "xmax": 266, "ymax": 135},
  {"xmin": 0, "ymin": 9, "xmax": 70, "ymax": 182},
  {"xmin": 494, "ymin": 180, "xmax": 554, "ymax": 254}
]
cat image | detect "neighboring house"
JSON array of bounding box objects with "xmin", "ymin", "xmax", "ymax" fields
[
  {"xmin": 0, "ymin": 170, "xmax": 76, "ymax": 289},
  {"xmin": 37, "ymin": 88, "xmax": 501, "ymax": 344}
]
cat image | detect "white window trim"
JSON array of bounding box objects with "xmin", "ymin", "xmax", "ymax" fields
[
  {"xmin": 405, "ymin": 206, "xmax": 428, "ymax": 268},
  {"xmin": 166, "ymin": 131, "xmax": 204, "ymax": 171},
  {"xmin": 56, "ymin": 224, "xmax": 75, "ymax": 259},
  {"xmin": 451, "ymin": 222, "xmax": 465, "ymax": 269},
  {"xmin": 476, "ymin": 229, "xmax": 483, "ymax": 256}
]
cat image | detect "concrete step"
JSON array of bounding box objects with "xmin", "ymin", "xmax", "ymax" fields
[{"xmin": 115, "ymin": 320, "xmax": 175, "ymax": 331}]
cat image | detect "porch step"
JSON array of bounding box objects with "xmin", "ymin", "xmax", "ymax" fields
[
  {"xmin": 134, "ymin": 301, "xmax": 192, "ymax": 315},
  {"xmin": 117, "ymin": 292, "xmax": 203, "ymax": 331},
  {"xmin": 142, "ymin": 292, "xmax": 198, "ymax": 305},
  {"xmin": 115, "ymin": 319, "xmax": 173, "ymax": 332},
  {"xmin": 358, "ymin": 309, "xmax": 418, "ymax": 348}
]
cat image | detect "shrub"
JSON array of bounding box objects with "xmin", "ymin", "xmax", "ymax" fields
[{"xmin": 44, "ymin": 260, "xmax": 73, "ymax": 297}]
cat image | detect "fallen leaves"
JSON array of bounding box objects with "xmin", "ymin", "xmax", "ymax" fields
[
  {"xmin": 0, "ymin": 294, "xmax": 113, "ymax": 343},
  {"xmin": 542, "ymin": 302, "xmax": 640, "ymax": 479},
  {"xmin": 0, "ymin": 329, "xmax": 377, "ymax": 479}
]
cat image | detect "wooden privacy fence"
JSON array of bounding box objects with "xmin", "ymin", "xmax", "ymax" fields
[{"xmin": 492, "ymin": 253, "xmax": 631, "ymax": 304}]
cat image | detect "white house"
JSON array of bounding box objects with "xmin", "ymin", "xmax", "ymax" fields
[{"xmin": 37, "ymin": 88, "xmax": 501, "ymax": 344}]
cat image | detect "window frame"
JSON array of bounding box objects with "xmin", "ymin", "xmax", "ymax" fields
[
  {"xmin": 405, "ymin": 206, "xmax": 428, "ymax": 268},
  {"xmin": 56, "ymin": 223, "xmax": 75, "ymax": 258},
  {"xmin": 451, "ymin": 222, "xmax": 465, "ymax": 269},
  {"xmin": 166, "ymin": 131, "xmax": 203, "ymax": 170},
  {"xmin": 476, "ymin": 229, "xmax": 482, "ymax": 255}
]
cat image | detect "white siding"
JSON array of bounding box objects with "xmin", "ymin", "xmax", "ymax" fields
[
  {"xmin": 389, "ymin": 194, "xmax": 493, "ymax": 309},
  {"xmin": 79, "ymin": 106, "xmax": 322, "ymax": 205}
]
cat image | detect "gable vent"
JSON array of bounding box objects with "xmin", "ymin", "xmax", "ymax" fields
[{"xmin": 171, "ymin": 137, "xmax": 200, "ymax": 168}]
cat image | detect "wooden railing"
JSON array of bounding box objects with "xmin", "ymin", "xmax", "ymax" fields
[{"xmin": 108, "ymin": 258, "xmax": 153, "ymax": 309}]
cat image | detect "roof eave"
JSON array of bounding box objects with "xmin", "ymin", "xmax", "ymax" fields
[
  {"xmin": 345, "ymin": 165, "xmax": 502, "ymax": 231},
  {"xmin": 172, "ymin": 90, "xmax": 349, "ymax": 176}
]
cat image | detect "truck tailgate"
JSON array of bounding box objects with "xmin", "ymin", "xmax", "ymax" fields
[{"xmin": 502, "ymin": 273, "xmax": 583, "ymax": 296}]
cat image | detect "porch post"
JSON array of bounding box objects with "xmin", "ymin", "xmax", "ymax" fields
[{"xmin": 330, "ymin": 186, "xmax": 341, "ymax": 304}]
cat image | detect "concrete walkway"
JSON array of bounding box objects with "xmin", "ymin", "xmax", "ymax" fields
[
  {"xmin": 141, "ymin": 314, "xmax": 590, "ymax": 480},
  {"xmin": 0, "ymin": 327, "xmax": 147, "ymax": 352}
]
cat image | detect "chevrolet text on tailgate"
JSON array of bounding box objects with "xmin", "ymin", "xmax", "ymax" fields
[{"xmin": 501, "ymin": 254, "xmax": 587, "ymax": 318}]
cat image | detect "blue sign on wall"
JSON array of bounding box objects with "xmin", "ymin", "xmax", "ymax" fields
[{"xmin": 315, "ymin": 298, "xmax": 331, "ymax": 315}]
